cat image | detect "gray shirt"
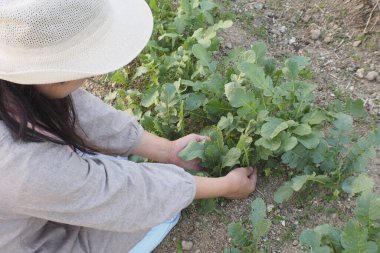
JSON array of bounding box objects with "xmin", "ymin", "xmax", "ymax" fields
[{"xmin": 0, "ymin": 89, "xmax": 196, "ymax": 253}]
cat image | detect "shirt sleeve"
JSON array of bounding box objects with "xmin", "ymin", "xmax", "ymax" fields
[
  {"xmin": 0, "ymin": 131, "xmax": 196, "ymax": 233},
  {"xmin": 71, "ymin": 88, "xmax": 143, "ymax": 156}
]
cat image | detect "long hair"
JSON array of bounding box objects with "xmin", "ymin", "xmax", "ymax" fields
[{"xmin": 0, "ymin": 79, "xmax": 91, "ymax": 153}]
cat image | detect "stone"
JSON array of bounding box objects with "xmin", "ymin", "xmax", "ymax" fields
[
  {"xmin": 289, "ymin": 37, "xmax": 296, "ymax": 45},
  {"xmin": 310, "ymin": 29, "xmax": 321, "ymax": 40},
  {"xmin": 254, "ymin": 3, "xmax": 264, "ymax": 10},
  {"xmin": 279, "ymin": 26, "xmax": 287, "ymax": 33},
  {"xmin": 225, "ymin": 42, "xmax": 232, "ymax": 49},
  {"xmin": 324, "ymin": 36, "xmax": 333, "ymax": 44},
  {"xmin": 356, "ymin": 68, "xmax": 365, "ymax": 78},
  {"xmin": 302, "ymin": 14, "xmax": 312, "ymax": 23},
  {"xmin": 181, "ymin": 241, "xmax": 194, "ymax": 251},
  {"xmin": 365, "ymin": 71, "xmax": 379, "ymax": 81},
  {"xmin": 293, "ymin": 240, "xmax": 299, "ymax": 246},
  {"xmin": 353, "ymin": 40, "xmax": 361, "ymax": 47},
  {"xmin": 267, "ymin": 204, "xmax": 275, "ymax": 213},
  {"xmin": 281, "ymin": 220, "xmax": 286, "ymax": 227},
  {"xmin": 377, "ymin": 75, "xmax": 380, "ymax": 83}
]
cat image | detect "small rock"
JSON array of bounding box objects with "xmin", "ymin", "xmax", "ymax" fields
[
  {"xmin": 225, "ymin": 42, "xmax": 232, "ymax": 49},
  {"xmin": 281, "ymin": 220, "xmax": 286, "ymax": 227},
  {"xmin": 293, "ymin": 240, "xmax": 299, "ymax": 246},
  {"xmin": 195, "ymin": 250, "xmax": 201, "ymax": 253},
  {"xmin": 254, "ymin": 3, "xmax": 264, "ymax": 10},
  {"xmin": 289, "ymin": 37, "xmax": 296, "ymax": 45},
  {"xmin": 302, "ymin": 14, "xmax": 311, "ymax": 23},
  {"xmin": 356, "ymin": 68, "xmax": 365, "ymax": 78},
  {"xmin": 279, "ymin": 26, "xmax": 287, "ymax": 33},
  {"xmin": 324, "ymin": 36, "xmax": 333, "ymax": 44},
  {"xmin": 310, "ymin": 29, "xmax": 321, "ymax": 40},
  {"xmin": 181, "ymin": 241, "xmax": 194, "ymax": 251},
  {"xmin": 377, "ymin": 75, "xmax": 380, "ymax": 83},
  {"xmin": 267, "ymin": 204, "xmax": 275, "ymax": 213},
  {"xmin": 349, "ymin": 86, "xmax": 354, "ymax": 91},
  {"xmin": 366, "ymin": 71, "xmax": 379, "ymax": 81},
  {"xmin": 353, "ymin": 40, "xmax": 361, "ymax": 47},
  {"xmin": 294, "ymin": 220, "xmax": 299, "ymax": 226}
]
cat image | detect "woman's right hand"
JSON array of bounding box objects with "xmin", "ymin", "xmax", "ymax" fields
[
  {"xmin": 222, "ymin": 167, "xmax": 257, "ymax": 199},
  {"xmin": 193, "ymin": 167, "xmax": 257, "ymax": 200}
]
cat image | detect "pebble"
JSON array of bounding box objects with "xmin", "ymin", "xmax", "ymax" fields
[
  {"xmin": 356, "ymin": 68, "xmax": 365, "ymax": 78},
  {"xmin": 289, "ymin": 37, "xmax": 297, "ymax": 45},
  {"xmin": 324, "ymin": 36, "xmax": 333, "ymax": 44},
  {"xmin": 366, "ymin": 71, "xmax": 379, "ymax": 81},
  {"xmin": 353, "ymin": 40, "xmax": 362, "ymax": 47},
  {"xmin": 281, "ymin": 220, "xmax": 286, "ymax": 227},
  {"xmin": 302, "ymin": 14, "xmax": 311, "ymax": 23},
  {"xmin": 181, "ymin": 241, "xmax": 194, "ymax": 251},
  {"xmin": 195, "ymin": 250, "xmax": 201, "ymax": 253},
  {"xmin": 267, "ymin": 204, "xmax": 275, "ymax": 213},
  {"xmin": 377, "ymin": 75, "xmax": 380, "ymax": 83},
  {"xmin": 293, "ymin": 240, "xmax": 299, "ymax": 246},
  {"xmin": 225, "ymin": 42, "xmax": 232, "ymax": 49},
  {"xmin": 254, "ymin": 3, "xmax": 264, "ymax": 10},
  {"xmin": 294, "ymin": 220, "xmax": 299, "ymax": 226},
  {"xmin": 310, "ymin": 29, "xmax": 321, "ymax": 40},
  {"xmin": 279, "ymin": 26, "xmax": 287, "ymax": 33}
]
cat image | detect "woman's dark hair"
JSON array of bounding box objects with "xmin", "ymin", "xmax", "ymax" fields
[{"xmin": 0, "ymin": 79, "xmax": 92, "ymax": 153}]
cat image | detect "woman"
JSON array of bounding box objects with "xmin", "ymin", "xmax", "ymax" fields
[{"xmin": 0, "ymin": 0, "xmax": 257, "ymax": 252}]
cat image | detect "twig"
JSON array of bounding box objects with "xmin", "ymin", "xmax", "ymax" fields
[
  {"xmin": 363, "ymin": 0, "xmax": 379, "ymax": 34},
  {"xmin": 255, "ymin": 188, "xmax": 265, "ymax": 197}
]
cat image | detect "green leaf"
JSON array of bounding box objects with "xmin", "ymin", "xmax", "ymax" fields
[
  {"xmin": 283, "ymin": 59, "xmax": 299, "ymax": 80},
  {"xmin": 141, "ymin": 87, "xmax": 159, "ymax": 107},
  {"xmin": 225, "ymin": 82, "xmax": 253, "ymax": 108},
  {"xmin": 178, "ymin": 140, "xmax": 206, "ymax": 161},
  {"xmin": 341, "ymin": 220, "xmax": 377, "ymax": 253},
  {"xmin": 345, "ymin": 98, "xmax": 368, "ymax": 118},
  {"xmin": 274, "ymin": 181, "xmax": 294, "ymax": 203},
  {"xmin": 251, "ymin": 198, "xmax": 271, "ymax": 239},
  {"xmin": 355, "ymin": 191, "xmax": 380, "ymax": 227},
  {"xmin": 261, "ymin": 118, "xmax": 289, "ymax": 139},
  {"xmin": 342, "ymin": 174, "xmax": 375, "ymax": 194},
  {"xmin": 221, "ymin": 148, "xmax": 241, "ymax": 167},
  {"xmin": 192, "ymin": 44, "xmax": 212, "ymax": 66},
  {"xmin": 302, "ymin": 110, "xmax": 328, "ymax": 125},
  {"xmin": 255, "ymin": 137, "xmax": 281, "ymax": 151},
  {"xmin": 217, "ymin": 113, "xmax": 234, "ymax": 130},
  {"xmin": 185, "ymin": 93, "xmax": 207, "ymax": 111},
  {"xmin": 298, "ymin": 132, "xmax": 320, "ymax": 149},
  {"xmin": 292, "ymin": 124, "xmax": 312, "ymax": 136},
  {"xmin": 300, "ymin": 230, "xmax": 321, "ymax": 248},
  {"xmin": 111, "ymin": 70, "xmax": 127, "ymax": 84},
  {"xmin": 279, "ymin": 132, "xmax": 298, "ymax": 151},
  {"xmin": 310, "ymin": 139, "xmax": 328, "ymax": 164},
  {"xmin": 291, "ymin": 174, "xmax": 315, "ymax": 191},
  {"xmin": 228, "ymin": 223, "xmax": 249, "ymax": 247},
  {"xmin": 238, "ymin": 63, "xmax": 271, "ymax": 91},
  {"xmin": 252, "ymin": 42, "xmax": 267, "ymax": 65}
]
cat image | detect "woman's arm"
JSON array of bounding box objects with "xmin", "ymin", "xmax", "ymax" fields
[{"xmin": 131, "ymin": 131, "xmax": 208, "ymax": 170}]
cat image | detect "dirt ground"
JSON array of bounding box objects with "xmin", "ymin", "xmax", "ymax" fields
[{"xmin": 152, "ymin": 0, "xmax": 380, "ymax": 252}]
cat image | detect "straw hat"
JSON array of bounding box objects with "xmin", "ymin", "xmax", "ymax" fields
[{"xmin": 0, "ymin": 0, "xmax": 153, "ymax": 85}]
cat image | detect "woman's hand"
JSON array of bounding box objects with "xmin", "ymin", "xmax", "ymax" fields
[
  {"xmin": 169, "ymin": 134, "xmax": 210, "ymax": 171},
  {"xmin": 194, "ymin": 167, "xmax": 257, "ymax": 200},
  {"xmin": 222, "ymin": 167, "xmax": 257, "ymax": 199}
]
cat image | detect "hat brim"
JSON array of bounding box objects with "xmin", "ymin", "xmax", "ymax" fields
[{"xmin": 0, "ymin": 0, "xmax": 153, "ymax": 85}]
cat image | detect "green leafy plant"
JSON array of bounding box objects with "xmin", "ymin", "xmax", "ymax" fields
[
  {"xmin": 298, "ymin": 188, "xmax": 380, "ymax": 253},
  {"xmin": 224, "ymin": 198, "xmax": 272, "ymax": 253}
]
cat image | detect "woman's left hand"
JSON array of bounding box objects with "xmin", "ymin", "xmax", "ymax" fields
[{"xmin": 169, "ymin": 134, "xmax": 210, "ymax": 171}]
